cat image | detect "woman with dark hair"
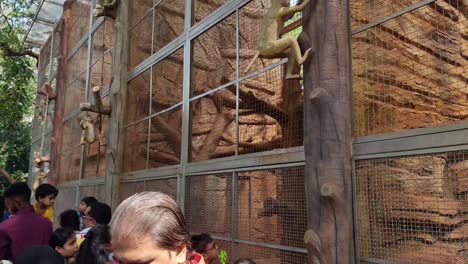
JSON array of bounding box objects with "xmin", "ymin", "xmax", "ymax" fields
[
  {"xmin": 110, "ymin": 192, "xmax": 205, "ymax": 264},
  {"xmin": 49, "ymin": 227, "xmax": 79, "ymax": 261},
  {"xmin": 59, "ymin": 209, "xmax": 80, "ymax": 231},
  {"xmin": 76, "ymin": 225, "xmax": 114, "ymax": 264}
]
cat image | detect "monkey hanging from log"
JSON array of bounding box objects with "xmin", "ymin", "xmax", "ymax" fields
[
  {"xmin": 80, "ymin": 114, "xmax": 97, "ymax": 145},
  {"xmin": 245, "ymin": 0, "xmax": 312, "ymax": 79},
  {"xmin": 93, "ymin": 0, "xmax": 118, "ymax": 19}
]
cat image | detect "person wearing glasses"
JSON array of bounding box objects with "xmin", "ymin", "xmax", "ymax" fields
[
  {"xmin": 77, "ymin": 202, "xmax": 111, "ymax": 245},
  {"xmin": 191, "ymin": 234, "xmax": 219, "ymax": 264}
]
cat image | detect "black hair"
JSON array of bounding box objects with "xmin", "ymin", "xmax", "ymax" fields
[
  {"xmin": 35, "ymin": 183, "xmax": 59, "ymax": 201},
  {"xmin": 191, "ymin": 233, "xmax": 214, "ymax": 253},
  {"xmin": 49, "ymin": 227, "xmax": 75, "ymax": 249},
  {"xmin": 81, "ymin": 196, "xmax": 98, "ymax": 207},
  {"xmin": 60, "ymin": 209, "xmax": 80, "ymax": 231},
  {"xmin": 88, "ymin": 202, "xmax": 111, "ymax": 225},
  {"xmin": 16, "ymin": 245, "xmax": 64, "ymax": 264},
  {"xmin": 234, "ymin": 258, "xmax": 256, "ymax": 264},
  {"xmin": 76, "ymin": 225, "xmax": 111, "ymax": 264},
  {"xmin": 4, "ymin": 182, "xmax": 31, "ymax": 202}
]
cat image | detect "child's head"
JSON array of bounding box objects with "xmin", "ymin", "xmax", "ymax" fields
[
  {"xmin": 49, "ymin": 227, "xmax": 79, "ymax": 259},
  {"xmin": 79, "ymin": 196, "xmax": 97, "ymax": 213},
  {"xmin": 35, "ymin": 184, "xmax": 59, "ymax": 207}
]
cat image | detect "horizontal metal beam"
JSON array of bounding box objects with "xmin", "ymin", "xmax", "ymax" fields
[
  {"xmin": 120, "ymin": 165, "xmax": 181, "ymax": 182},
  {"xmin": 119, "ymin": 147, "xmax": 304, "ymax": 181},
  {"xmin": 127, "ymin": 35, "xmax": 185, "ymax": 81},
  {"xmin": 185, "ymin": 146, "xmax": 305, "ymax": 175},
  {"xmin": 209, "ymin": 235, "xmax": 308, "ymax": 254},
  {"xmin": 353, "ymin": 123, "xmax": 468, "ymax": 159},
  {"xmin": 360, "ymin": 257, "xmax": 401, "ymax": 264},
  {"xmin": 57, "ymin": 176, "xmax": 105, "ymax": 188},
  {"xmin": 352, "ymin": 0, "xmax": 436, "ymax": 35}
]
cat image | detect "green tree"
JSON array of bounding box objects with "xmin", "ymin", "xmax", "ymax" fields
[{"xmin": 0, "ymin": 0, "xmax": 39, "ymax": 189}]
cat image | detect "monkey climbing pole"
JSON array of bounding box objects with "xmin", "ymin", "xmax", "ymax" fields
[{"xmin": 301, "ymin": 0, "xmax": 354, "ymax": 263}]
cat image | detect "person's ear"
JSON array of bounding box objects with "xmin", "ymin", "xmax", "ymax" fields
[
  {"xmin": 175, "ymin": 244, "xmax": 187, "ymax": 263},
  {"xmin": 55, "ymin": 246, "xmax": 63, "ymax": 255}
]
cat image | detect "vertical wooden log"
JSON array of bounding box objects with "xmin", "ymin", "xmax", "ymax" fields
[
  {"xmin": 302, "ymin": 0, "xmax": 354, "ymax": 263},
  {"xmin": 49, "ymin": 1, "xmax": 71, "ymax": 185},
  {"xmin": 104, "ymin": 0, "xmax": 129, "ymax": 210}
]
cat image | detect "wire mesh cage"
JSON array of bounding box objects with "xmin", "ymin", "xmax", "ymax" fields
[
  {"xmin": 185, "ymin": 174, "xmax": 233, "ymax": 237},
  {"xmin": 148, "ymin": 106, "xmax": 183, "ymax": 168},
  {"xmin": 153, "ymin": 0, "xmax": 185, "ymax": 53},
  {"xmin": 119, "ymin": 178, "xmax": 178, "ymax": 203},
  {"xmin": 352, "ymin": 0, "xmax": 468, "ymax": 137},
  {"xmin": 190, "ymin": 87, "xmax": 237, "ymax": 161},
  {"xmin": 128, "ymin": 9, "xmax": 153, "ymax": 70},
  {"xmin": 79, "ymin": 184, "xmax": 105, "ymax": 202},
  {"xmin": 54, "ymin": 187, "xmax": 77, "ymax": 224},
  {"xmin": 190, "ymin": 14, "xmax": 237, "ymax": 97},
  {"xmin": 126, "ymin": 69, "xmax": 151, "ymax": 125},
  {"xmin": 122, "ymin": 120, "xmax": 149, "ymax": 173},
  {"xmin": 237, "ymin": 167, "xmax": 307, "ymax": 249},
  {"xmin": 236, "ymin": 242, "xmax": 307, "ymax": 264},
  {"xmin": 355, "ymin": 151, "xmax": 468, "ymax": 263}
]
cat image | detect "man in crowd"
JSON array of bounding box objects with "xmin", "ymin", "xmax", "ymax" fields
[
  {"xmin": 33, "ymin": 183, "xmax": 59, "ymax": 223},
  {"xmin": 79, "ymin": 202, "xmax": 111, "ymax": 235},
  {"xmin": 0, "ymin": 183, "xmax": 52, "ymax": 260},
  {"xmin": 191, "ymin": 234, "xmax": 219, "ymax": 264}
]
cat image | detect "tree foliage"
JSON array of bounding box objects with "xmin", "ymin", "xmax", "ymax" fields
[{"xmin": 0, "ymin": 0, "xmax": 39, "ymax": 186}]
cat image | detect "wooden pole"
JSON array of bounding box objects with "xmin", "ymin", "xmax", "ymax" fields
[
  {"xmin": 104, "ymin": 0, "xmax": 129, "ymax": 210},
  {"xmin": 80, "ymin": 86, "xmax": 112, "ymax": 115},
  {"xmin": 49, "ymin": 1, "xmax": 71, "ymax": 185},
  {"xmin": 302, "ymin": 0, "xmax": 354, "ymax": 263}
]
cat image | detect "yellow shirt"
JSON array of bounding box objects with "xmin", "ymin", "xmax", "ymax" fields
[{"xmin": 33, "ymin": 203, "xmax": 54, "ymax": 223}]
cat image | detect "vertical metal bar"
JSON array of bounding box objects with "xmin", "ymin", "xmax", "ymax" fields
[
  {"xmin": 235, "ymin": 8, "xmax": 240, "ymax": 156},
  {"xmin": 179, "ymin": 0, "xmax": 192, "ymax": 213},
  {"xmin": 231, "ymin": 171, "xmax": 238, "ymax": 261},
  {"xmin": 84, "ymin": 0, "xmax": 95, "ymax": 102},
  {"xmin": 48, "ymin": 28, "xmax": 55, "ymax": 80},
  {"xmin": 147, "ymin": 3, "xmax": 156, "ymax": 170},
  {"xmin": 79, "ymin": 0, "xmax": 95, "ymax": 183},
  {"xmin": 351, "ymin": 159, "xmax": 361, "ymax": 263}
]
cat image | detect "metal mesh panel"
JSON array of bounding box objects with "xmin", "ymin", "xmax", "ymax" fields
[
  {"xmin": 145, "ymin": 178, "xmax": 178, "ymax": 199},
  {"xmin": 119, "ymin": 181, "xmax": 146, "ymax": 202},
  {"xmin": 236, "ymin": 243, "xmax": 307, "ymax": 264},
  {"xmin": 148, "ymin": 106, "xmax": 182, "ymax": 168},
  {"xmin": 129, "ymin": 0, "xmax": 153, "ymax": 29},
  {"xmin": 190, "ymin": 88, "xmax": 237, "ymax": 161},
  {"xmin": 239, "ymin": 66, "xmax": 303, "ymax": 154},
  {"xmin": 79, "ymin": 184, "xmax": 105, "ymax": 202},
  {"xmin": 68, "ymin": 0, "xmax": 91, "ymax": 52},
  {"xmin": 192, "ymin": 0, "xmax": 229, "ymax": 25},
  {"xmin": 355, "ymin": 152, "xmax": 468, "ymax": 263},
  {"xmin": 185, "ymin": 174, "xmax": 232, "ymax": 237},
  {"xmin": 151, "ymin": 49, "xmax": 184, "ymax": 113},
  {"xmin": 190, "ymin": 14, "xmax": 236, "ymax": 97},
  {"xmin": 126, "ymin": 70, "xmax": 151, "ymax": 125},
  {"xmin": 153, "ymin": 0, "xmax": 185, "ymax": 53},
  {"xmin": 213, "ymin": 239, "xmax": 233, "ymax": 264},
  {"xmin": 54, "ymin": 187, "xmax": 77, "ymax": 226},
  {"xmin": 38, "ymin": 38, "xmax": 51, "ymax": 88},
  {"xmin": 238, "ymin": 167, "xmax": 306, "ymax": 249},
  {"xmin": 128, "ymin": 10, "xmax": 152, "ymax": 70},
  {"xmin": 92, "ymin": 19, "xmax": 113, "ymax": 64},
  {"xmin": 350, "ymin": 0, "xmax": 423, "ymax": 31},
  {"xmin": 58, "ymin": 146, "xmax": 81, "ymax": 183},
  {"xmin": 119, "ymin": 178, "xmax": 178, "ymax": 203},
  {"xmin": 122, "ymin": 120, "xmax": 149, "ymax": 173},
  {"xmin": 352, "ymin": 1, "xmax": 468, "ymax": 137}
]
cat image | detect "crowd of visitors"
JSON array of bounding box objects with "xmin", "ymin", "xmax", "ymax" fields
[{"xmin": 0, "ymin": 183, "xmax": 257, "ymax": 264}]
